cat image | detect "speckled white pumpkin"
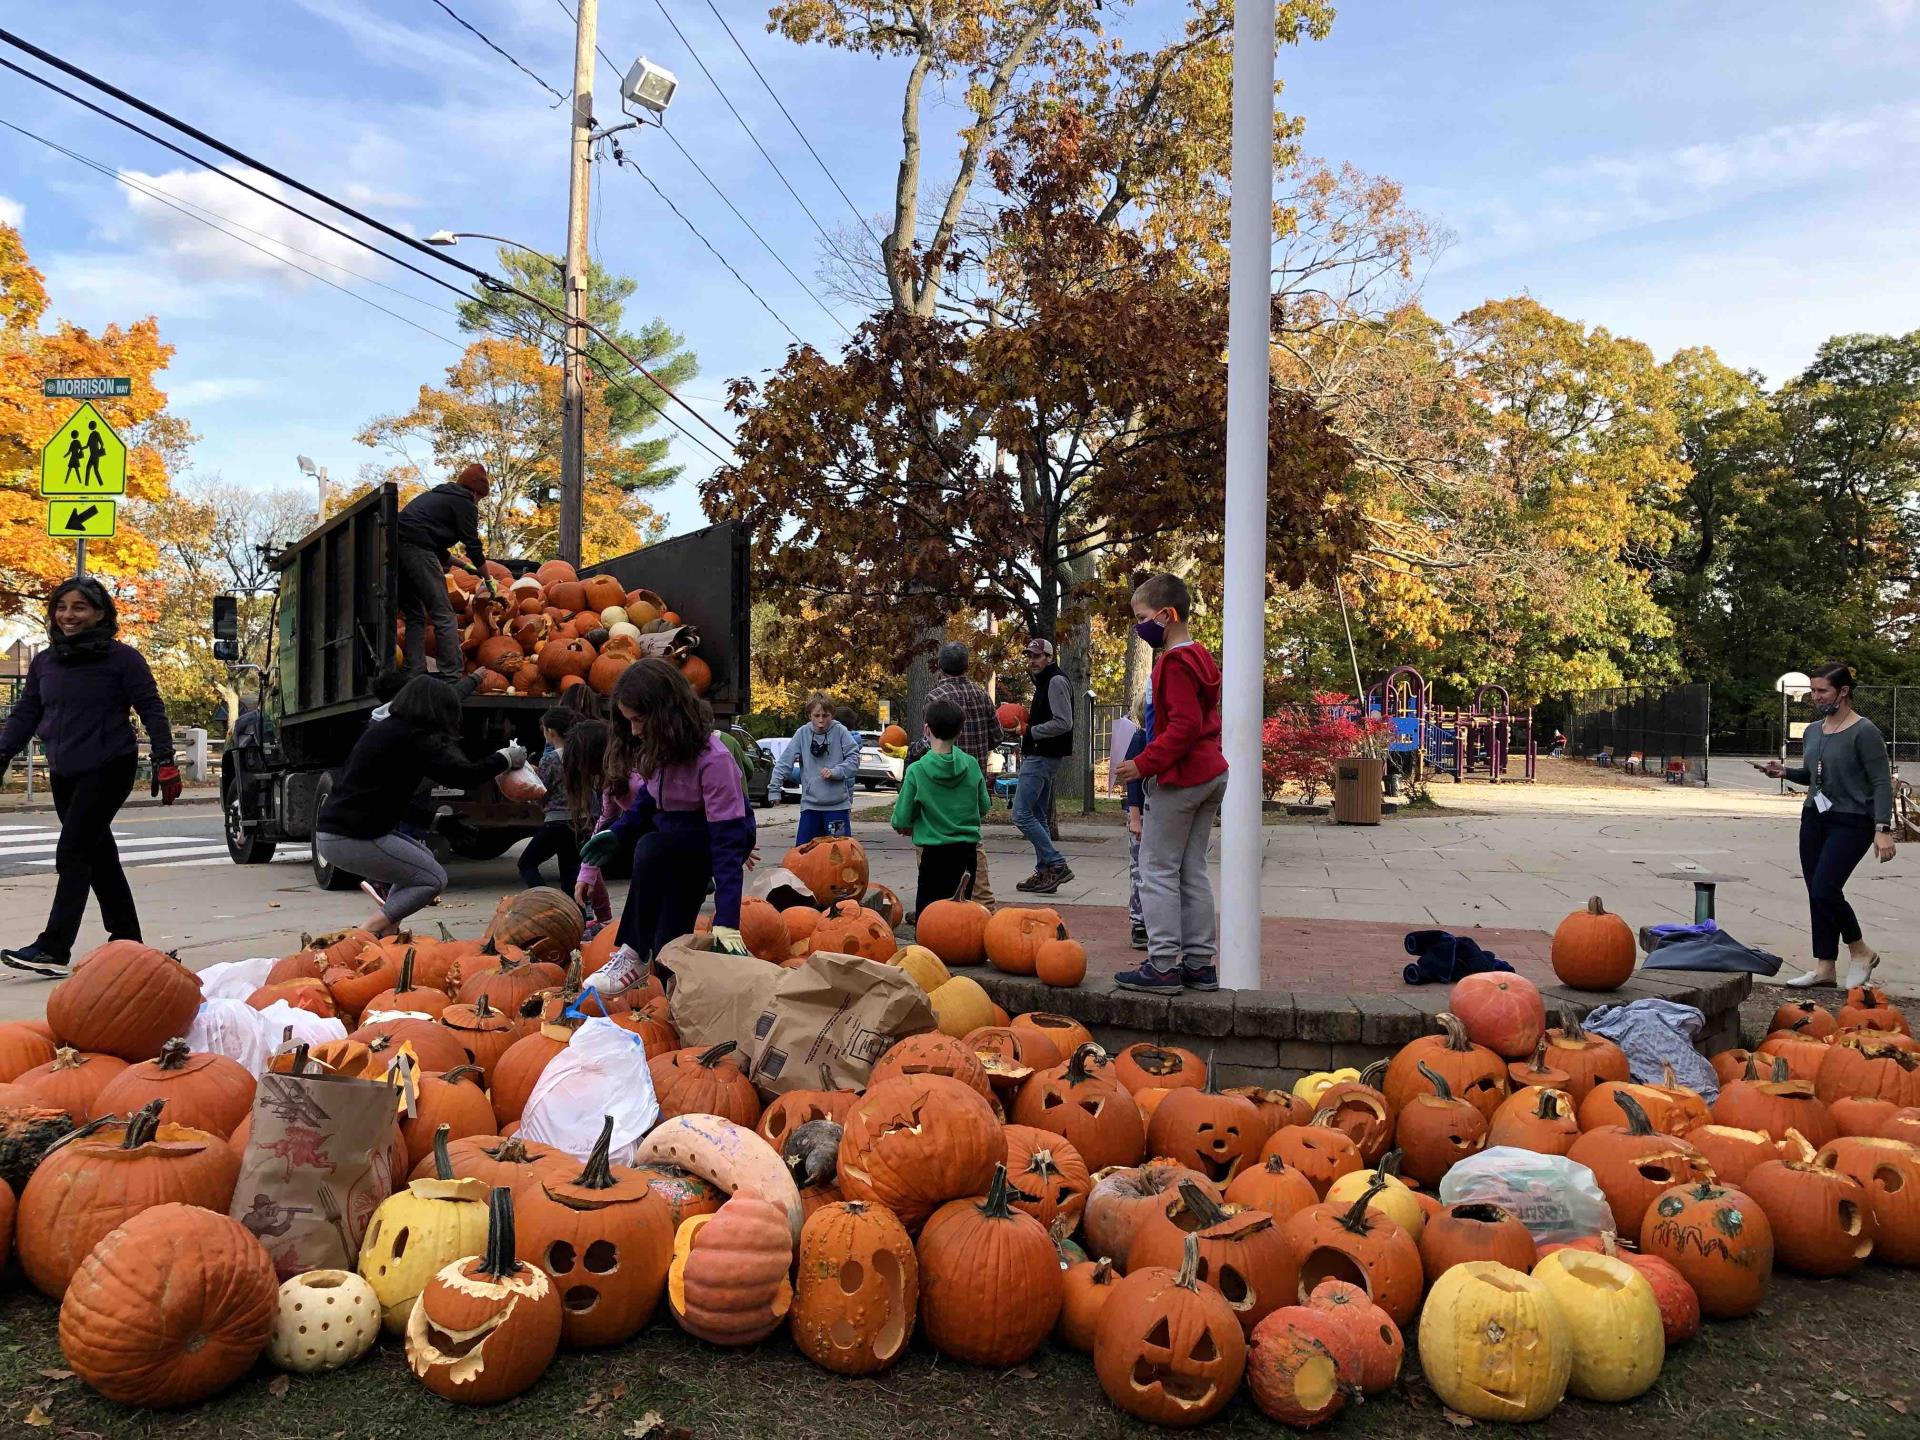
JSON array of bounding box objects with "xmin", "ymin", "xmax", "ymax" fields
[{"xmin": 268, "ymin": 1269, "xmax": 382, "ymax": 1373}]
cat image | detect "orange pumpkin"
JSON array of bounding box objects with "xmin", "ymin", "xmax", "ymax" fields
[
  {"xmin": 915, "ymin": 896, "xmax": 991, "ymax": 966},
  {"xmin": 1550, "ymin": 896, "xmax": 1636, "ymax": 990}
]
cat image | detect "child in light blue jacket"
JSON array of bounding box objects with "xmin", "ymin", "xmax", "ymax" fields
[{"xmin": 776, "ymin": 693, "xmax": 862, "ymax": 843}]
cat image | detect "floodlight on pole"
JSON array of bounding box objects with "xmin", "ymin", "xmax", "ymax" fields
[{"xmin": 424, "ymin": 229, "xmax": 563, "ymax": 275}]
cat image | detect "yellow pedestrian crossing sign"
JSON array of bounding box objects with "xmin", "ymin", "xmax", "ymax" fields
[
  {"xmin": 41, "ymin": 402, "xmax": 127, "ymax": 497},
  {"xmin": 46, "ymin": 500, "xmax": 118, "ymax": 539}
]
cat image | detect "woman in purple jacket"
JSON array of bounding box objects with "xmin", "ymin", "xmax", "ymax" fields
[
  {"xmin": 0, "ymin": 578, "xmax": 180, "ymax": 976},
  {"xmin": 576, "ymin": 658, "xmax": 756, "ymax": 995}
]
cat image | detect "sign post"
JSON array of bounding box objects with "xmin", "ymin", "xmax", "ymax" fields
[{"xmin": 39, "ymin": 400, "xmax": 128, "ymax": 576}]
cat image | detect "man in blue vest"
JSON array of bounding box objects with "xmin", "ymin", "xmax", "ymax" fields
[{"xmin": 1013, "ymin": 637, "xmax": 1076, "ymax": 894}]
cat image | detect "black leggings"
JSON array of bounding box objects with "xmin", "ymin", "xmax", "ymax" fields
[
  {"xmin": 615, "ymin": 826, "xmax": 712, "ymax": 961},
  {"xmin": 42, "ymin": 755, "xmax": 141, "ymax": 960},
  {"xmin": 518, "ymin": 822, "xmax": 581, "ymax": 892},
  {"xmin": 915, "ymin": 842, "xmax": 977, "ymax": 918},
  {"xmin": 1798, "ymin": 808, "xmax": 1876, "ymax": 962}
]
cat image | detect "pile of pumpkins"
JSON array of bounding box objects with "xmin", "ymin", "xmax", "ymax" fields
[
  {"xmin": 3, "ymin": 890, "xmax": 1917, "ymax": 1430},
  {"xmin": 423, "ymin": 556, "xmax": 711, "ymax": 698}
]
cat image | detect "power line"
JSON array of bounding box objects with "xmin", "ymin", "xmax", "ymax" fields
[
  {"xmin": 0, "ymin": 27, "xmax": 733, "ymax": 449},
  {"xmin": 423, "ymin": 0, "xmax": 569, "ymax": 107},
  {"xmin": 695, "ymin": 0, "xmax": 877, "ymax": 241}
]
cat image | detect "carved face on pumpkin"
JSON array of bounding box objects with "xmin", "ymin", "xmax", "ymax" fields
[{"xmin": 1092, "ymin": 1236, "xmax": 1246, "ymax": 1426}]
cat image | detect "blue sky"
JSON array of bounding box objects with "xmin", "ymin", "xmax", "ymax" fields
[{"xmin": 3, "ymin": 0, "xmax": 1918, "ymax": 535}]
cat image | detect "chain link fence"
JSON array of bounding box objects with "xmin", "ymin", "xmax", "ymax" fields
[
  {"xmin": 1565, "ymin": 682, "xmax": 1712, "ymax": 782},
  {"xmin": 1777, "ymin": 685, "xmax": 1919, "ymax": 762}
]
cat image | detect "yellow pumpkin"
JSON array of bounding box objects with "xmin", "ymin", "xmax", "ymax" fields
[
  {"xmin": 892, "ymin": 945, "xmax": 951, "ymax": 995},
  {"xmin": 928, "ymin": 975, "xmax": 996, "ymax": 1038},
  {"xmin": 1530, "ymin": 1250, "xmax": 1664, "ymax": 1402},
  {"xmin": 1325, "ymin": 1161, "xmax": 1427, "ymax": 1241},
  {"xmin": 1292, "ymin": 1067, "xmax": 1361, "ymax": 1105},
  {"xmin": 1418, "ymin": 1262, "xmax": 1571, "ymax": 1423},
  {"xmin": 357, "ymin": 1129, "xmax": 492, "ymax": 1334}
]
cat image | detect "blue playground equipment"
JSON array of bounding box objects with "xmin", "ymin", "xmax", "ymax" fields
[{"xmin": 1363, "ymin": 665, "xmax": 1536, "ymax": 783}]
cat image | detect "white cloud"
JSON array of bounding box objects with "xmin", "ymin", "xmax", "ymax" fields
[
  {"xmin": 168, "ymin": 376, "xmax": 270, "ymax": 406},
  {"xmin": 0, "ymin": 195, "xmax": 23, "ymax": 226},
  {"xmin": 38, "ymin": 253, "xmax": 216, "ymax": 324}
]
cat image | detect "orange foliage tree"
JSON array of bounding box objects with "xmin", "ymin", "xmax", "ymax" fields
[{"xmin": 0, "ymin": 223, "xmax": 192, "ymax": 617}]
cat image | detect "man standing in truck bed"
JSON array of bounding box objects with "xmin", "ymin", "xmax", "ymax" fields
[{"xmin": 397, "ymin": 461, "xmax": 492, "ymax": 679}]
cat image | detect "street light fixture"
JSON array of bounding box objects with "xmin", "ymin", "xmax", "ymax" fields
[
  {"xmin": 424, "ymin": 230, "xmax": 564, "ymax": 275},
  {"xmin": 296, "ymin": 454, "xmax": 327, "ymax": 522}
]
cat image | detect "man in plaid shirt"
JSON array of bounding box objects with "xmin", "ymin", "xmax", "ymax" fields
[{"xmin": 914, "ymin": 642, "xmax": 1004, "ymax": 903}]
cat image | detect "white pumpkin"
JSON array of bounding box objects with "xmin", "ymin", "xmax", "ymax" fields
[
  {"xmin": 268, "ymin": 1269, "xmax": 382, "ymax": 1373},
  {"xmin": 608, "ymin": 621, "xmax": 643, "ymax": 645},
  {"xmin": 600, "ymin": 605, "xmax": 629, "ymax": 627}
]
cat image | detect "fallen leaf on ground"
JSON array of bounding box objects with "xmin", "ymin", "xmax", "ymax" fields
[
  {"xmin": 1889, "ymin": 1399, "xmax": 1909, "ymax": 1415},
  {"xmin": 623, "ymin": 1413, "xmax": 664, "ymax": 1439},
  {"xmin": 24, "ymin": 1406, "xmax": 52, "ymax": 1428},
  {"xmin": 1442, "ymin": 1409, "xmax": 1475, "ymax": 1428},
  {"xmin": 268, "ymin": 1375, "xmax": 290, "ymax": 1399},
  {"xmin": 36, "ymin": 1369, "xmax": 73, "ymax": 1381},
  {"xmin": 611, "ymin": 1380, "xmax": 628, "ymax": 1401}
]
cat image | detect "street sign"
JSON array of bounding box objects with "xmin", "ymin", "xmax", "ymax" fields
[
  {"xmin": 40, "ymin": 402, "xmax": 127, "ymax": 497},
  {"xmin": 42, "ymin": 377, "xmax": 131, "ymax": 398},
  {"xmin": 45, "ymin": 499, "xmax": 118, "ymax": 539}
]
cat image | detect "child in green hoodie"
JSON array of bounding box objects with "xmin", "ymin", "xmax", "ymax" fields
[{"xmin": 892, "ymin": 699, "xmax": 991, "ymax": 915}]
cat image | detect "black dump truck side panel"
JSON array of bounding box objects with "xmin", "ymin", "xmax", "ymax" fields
[{"xmin": 582, "ymin": 521, "xmax": 750, "ymax": 717}]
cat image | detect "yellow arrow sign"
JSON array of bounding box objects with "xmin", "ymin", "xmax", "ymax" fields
[
  {"xmin": 41, "ymin": 402, "xmax": 128, "ymax": 497},
  {"xmin": 46, "ymin": 499, "xmax": 118, "ymax": 539}
]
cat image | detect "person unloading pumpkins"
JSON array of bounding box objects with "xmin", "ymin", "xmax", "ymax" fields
[{"xmin": 396, "ymin": 460, "xmax": 493, "ymax": 679}]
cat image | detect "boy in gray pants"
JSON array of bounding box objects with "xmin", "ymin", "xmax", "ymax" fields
[{"xmin": 1113, "ymin": 574, "xmax": 1228, "ymax": 992}]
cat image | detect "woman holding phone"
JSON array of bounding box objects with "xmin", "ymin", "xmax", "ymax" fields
[{"xmin": 1762, "ymin": 664, "xmax": 1896, "ymax": 989}]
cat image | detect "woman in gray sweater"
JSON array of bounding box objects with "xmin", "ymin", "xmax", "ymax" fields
[{"xmin": 1764, "ymin": 664, "xmax": 1896, "ymax": 989}]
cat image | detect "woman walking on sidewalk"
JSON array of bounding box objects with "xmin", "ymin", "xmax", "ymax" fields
[
  {"xmin": 1763, "ymin": 663, "xmax": 1896, "ymax": 989},
  {"xmin": 0, "ymin": 578, "xmax": 180, "ymax": 977}
]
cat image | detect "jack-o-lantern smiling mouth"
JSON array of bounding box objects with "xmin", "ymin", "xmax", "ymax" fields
[
  {"xmin": 422, "ymin": 1311, "xmax": 508, "ymax": 1361},
  {"xmin": 1131, "ymin": 1359, "xmax": 1219, "ymax": 1406}
]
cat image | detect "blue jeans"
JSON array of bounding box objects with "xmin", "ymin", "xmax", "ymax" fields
[
  {"xmin": 795, "ymin": 809, "xmax": 851, "ymax": 845},
  {"xmin": 1013, "ymin": 754, "xmax": 1064, "ymax": 870}
]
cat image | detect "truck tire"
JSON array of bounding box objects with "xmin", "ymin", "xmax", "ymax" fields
[
  {"xmin": 309, "ymin": 773, "xmax": 360, "ymax": 891},
  {"xmin": 223, "ymin": 770, "xmax": 276, "ymax": 865}
]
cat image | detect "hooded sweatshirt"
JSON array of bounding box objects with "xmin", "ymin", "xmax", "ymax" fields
[
  {"xmin": 0, "ymin": 636, "xmax": 173, "ymax": 777},
  {"xmin": 1133, "ymin": 642, "xmax": 1227, "ymax": 788},
  {"xmin": 775, "ymin": 721, "xmax": 861, "ymax": 812},
  {"xmin": 891, "ymin": 745, "xmax": 990, "ymax": 847}
]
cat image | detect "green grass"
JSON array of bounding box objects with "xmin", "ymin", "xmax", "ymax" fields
[{"xmin": 4, "ymin": 1265, "xmax": 1917, "ymax": 1439}]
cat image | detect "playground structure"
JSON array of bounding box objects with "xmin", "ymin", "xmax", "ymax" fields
[{"xmin": 1365, "ymin": 665, "xmax": 1537, "ymax": 783}]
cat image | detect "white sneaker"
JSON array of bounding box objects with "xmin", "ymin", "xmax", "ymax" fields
[
  {"xmin": 583, "ymin": 945, "xmax": 647, "ymax": 996},
  {"xmin": 1843, "ymin": 951, "xmax": 1881, "ymax": 991},
  {"xmin": 1785, "ymin": 969, "xmax": 1837, "ymax": 989}
]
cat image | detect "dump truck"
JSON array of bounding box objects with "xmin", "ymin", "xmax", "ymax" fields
[{"xmin": 215, "ymin": 484, "xmax": 749, "ymax": 888}]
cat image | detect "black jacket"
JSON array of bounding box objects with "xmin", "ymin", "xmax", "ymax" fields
[
  {"xmin": 396, "ymin": 483, "xmax": 486, "ymax": 570},
  {"xmin": 1023, "ymin": 663, "xmax": 1074, "ymax": 759},
  {"xmin": 0, "ymin": 640, "xmax": 174, "ymax": 777},
  {"xmin": 317, "ymin": 714, "xmax": 508, "ymax": 839}
]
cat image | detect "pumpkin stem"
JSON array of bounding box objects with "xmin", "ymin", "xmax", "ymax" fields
[
  {"xmin": 1066, "ymin": 1043, "xmax": 1107, "ymax": 1083},
  {"xmin": 978, "ymin": 1162, "xmax": 1015, "ymax": 1220},
  {"xmin": 121, "ymin": 1098, "xmax": 164, "ymax": 1148},
  {"xmin": 443, "ymin": 1064, "xmax": 485, "ymax": 1086},
  {"xmin": 698, "ymin": 1040, "xmax": 738, "ymax": 1068},
  {"xmin": 1261, "ymin": 1154, "xmax": 1291, "ymax": 1176},
  {"xmin": 478, "ymin": 1186, "xmax": 524, "ymax": 1278},
  {"xmin": 1436, "ymin": 1012, "xmax": 1472, "ymax": 1053},
  {"xmin": 1743, "ymin": 1054, "xmax": 1759, "ymax": 1081},
  {"xmin": 1173, "ymin": 1231, "xmax": 1204, "ymax": 1291},
  {"xmin": 1309, "ymin": 1109, "xmax": 1341, "ymax": 1130},
  {"xmin": 1770, "ymin": 1056, "xmax": 1790, "ymax": 1085},
  {"xmin": 1558, "ymin": 1007, "xmax": 1587, "ymax": 1042},
  {"xmin": 290, "ymin": 1043, "xmax": 311, "ymax": 1074},
  {"xmin": 48, "ymin": 1046, "xmax": 86, "ymax": 1071},
  {"xmin": 1337, "ymin": 1175, "xmax": 1389, "ymax": 1235},
  {"xmin": 1528, "ymin": 1038, "xmax": 1550, "ymax": 1072},
  {"xmin": 1532, "ymin": 1088, "xmax": 1564, "ymax": 1120},
  {"xmin": 1587, "ymin": 896, "xmax": 1607, "ymax": 916},
  {"xmin": 1359, "ymin": 1058, "xmax": 1388, "ymax": 1089},
  {"xmin": 1415, "ymin": 1058, "xmax": 1454, "ymax": 1102},
  {"xmin": 396, "ymin": 949, "xmax": 416, "ymax": 993},
  {"xmin": 488, "ymin": 1136, "xmax": 532, "ymax": 1165},
  {"xmin": 1090, "ymin": 1257, "xmax": 1115, "ymax": 1287},
  {"xmin": 1614, "ymin": 1090, "xmax": 1654, "ymax": 1136},
  {"xmin": 1662, "ymin": 1063, "xmax": 1680, "ymax": 1089},
  {"xmin": 1177, "ymin": 1179, "xmax": 1230, "ymax": 1228},
  {"xmin": 155, "ymin": 1037, "xmax": 192, "ymax": 1071},
  {"xmin": 432, "ymin": 1124, "xmax": 455, "ymax": 1180},
  {"xmin": 1201, "ymin": 1051, "xmax": 1220, "ymax": 1094},
  {"xmin": 1379, "ymin": 1149, "xmax": 1405, "ymax": 1179},
  {"xmin": 572, "ymin": 1116, "xmax": 619, "ymax": 1190},
  {"xmin": 438, "ymin": 922, "xmax": 456, "ymax": 943}
]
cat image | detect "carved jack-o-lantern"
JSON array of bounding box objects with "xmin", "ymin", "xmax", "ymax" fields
[
  {"xmin": 791, "ymin": 1200, "xmax": 919, "ymax": 1375},
  {"xmin": 359, "ymin": 1126, "xmax": 493, "ymax": 1335},
  {"xmin": 1093, "ymin": 1232, "xmax": 1247, "ymax": 1426},
  {"xmin": 267, "ymin": 1269, "xmax": 382, "ymax": 1373},
  {"xmin": 1146, "ymin": 1070, "xmax": 1267, "ymax": 1184}
]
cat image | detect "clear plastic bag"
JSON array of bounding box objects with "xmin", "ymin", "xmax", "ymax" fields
[
  {"xmin": 497, "ymin": 762, "xmax": 548, "ymax": 804},
  {"xmin": 196, "ymin": 956, "xmax": 280, "ymax": 1001},
  {"xmin": 518, "ymin": 1017, "xmax": 660, "ymax": 1164},
  {"xmin": 1439, "ymin": 1147, "xmax": 1613, "ymax": 1244},
  {"xmin": 186, "ymin": 998, "xmax": 274, "ymax": 1076}
]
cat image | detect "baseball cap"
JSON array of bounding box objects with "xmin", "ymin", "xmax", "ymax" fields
[{"xmin": 1024, "ymin": 638, "xmax": 1055, "ymax": 659}]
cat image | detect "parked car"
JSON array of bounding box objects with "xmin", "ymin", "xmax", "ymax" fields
[
  {"xmin": 857, "ymin": 731, "xmax": 905, "ymax": 791},
  {"xmin": 752, "ymin": 736, "xmax": 800, "ymax": 806}
]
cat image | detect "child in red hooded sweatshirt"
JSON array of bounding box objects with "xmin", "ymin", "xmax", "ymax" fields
[{"xmin": 1114, "ymin": 573, "xmax": 1227, "ymax": 992}]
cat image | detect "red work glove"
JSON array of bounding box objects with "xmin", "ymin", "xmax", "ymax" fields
[{"xmin": 152, "ymin": 764, "xmax": 183, "ymax": 805}]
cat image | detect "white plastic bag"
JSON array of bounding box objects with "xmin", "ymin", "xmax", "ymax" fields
[
  {"xmin": 253, "ymin": 1001, "xmax": 350, "ymax": 1059},
  {"xmin": 497, "ymin": 762, "xmax": 547, "ymax": 804},
  {"xmin": 518, "ymin": 1017, "xmax": 659, "ymax": 1164},
  {"xmin": 196, "ymin": 957, "xmax": 280, "ymax": 1001},
  {"xmin": 1439, "ymin": 1147, "xmax": 1614, "ymax": 1244},
  {"xmin": 186, "ymin": 998, "xmax": 274, "ymax": 1076}
]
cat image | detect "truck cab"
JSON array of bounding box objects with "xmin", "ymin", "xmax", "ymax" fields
[{"xmin": 217, "ymin": 484, "xmax": 748, "ymax": 888}]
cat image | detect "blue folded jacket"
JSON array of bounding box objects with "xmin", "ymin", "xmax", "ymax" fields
[{"xmin": 1402, "ymin": 929, "xmax": 1516, "ymax": 985}]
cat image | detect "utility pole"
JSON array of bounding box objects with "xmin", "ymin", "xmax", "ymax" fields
[{"xmin": 559, "ymin": 0, "xmax": 597, "ymax": 568}]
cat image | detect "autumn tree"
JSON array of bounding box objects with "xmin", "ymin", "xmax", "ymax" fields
[
  {"xmin": 0, "ymin": 222, "xmax": 191, "ymax": 616},
  {"xmin": 455, "ymin": 248, "xmax": 697, "ymax": 493},
  {"xmin": 355, "ymin": 336, "xmax": 664, "ymax": 564}
]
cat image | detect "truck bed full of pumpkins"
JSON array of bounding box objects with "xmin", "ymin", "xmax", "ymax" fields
[{"xmin": 0, "ymin": 869, "xmax": 1917, "ymax": 1428}]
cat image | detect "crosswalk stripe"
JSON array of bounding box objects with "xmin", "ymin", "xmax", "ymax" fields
[
  {"xmin": 138, "ymin": 850, "xmax": 313, "ymax": 870},
  {"xmin": 0, "ymin": 834, "xmax": 215, "ymax": 857},
  {"xmin": 25, "ymin": 842, "xmax": 234, "ymax": 867}
]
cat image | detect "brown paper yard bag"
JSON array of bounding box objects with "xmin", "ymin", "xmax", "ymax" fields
[
  {"xmin": 662, "ymin": 935, "xmax": 782, "ymax": 1052},
  {"xmin": 746, "ymin": 948, "xmax": 936, "ymax": 1097},
  {"xmin": 231, "ymin": 1065, "xmax": 401, "ymax": 1278}
]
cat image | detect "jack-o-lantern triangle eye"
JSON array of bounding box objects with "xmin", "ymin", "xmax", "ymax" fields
[
  {"xmin": 1190, "ymin": 1329, "xmax": 1219, "ymax": 1362},
  {"xmin": 1144, "ymin": 1316, "xmax": 1172, "ymax": 1348},
  {"xmin": 1079, "ymin": 1098, "xmax": 1104, "ymax": 1117}
]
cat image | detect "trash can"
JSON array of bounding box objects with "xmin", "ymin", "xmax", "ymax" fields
[{"xmin": 1333, "ymin": 755, "xmax": 1385, "ymax": 825}]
